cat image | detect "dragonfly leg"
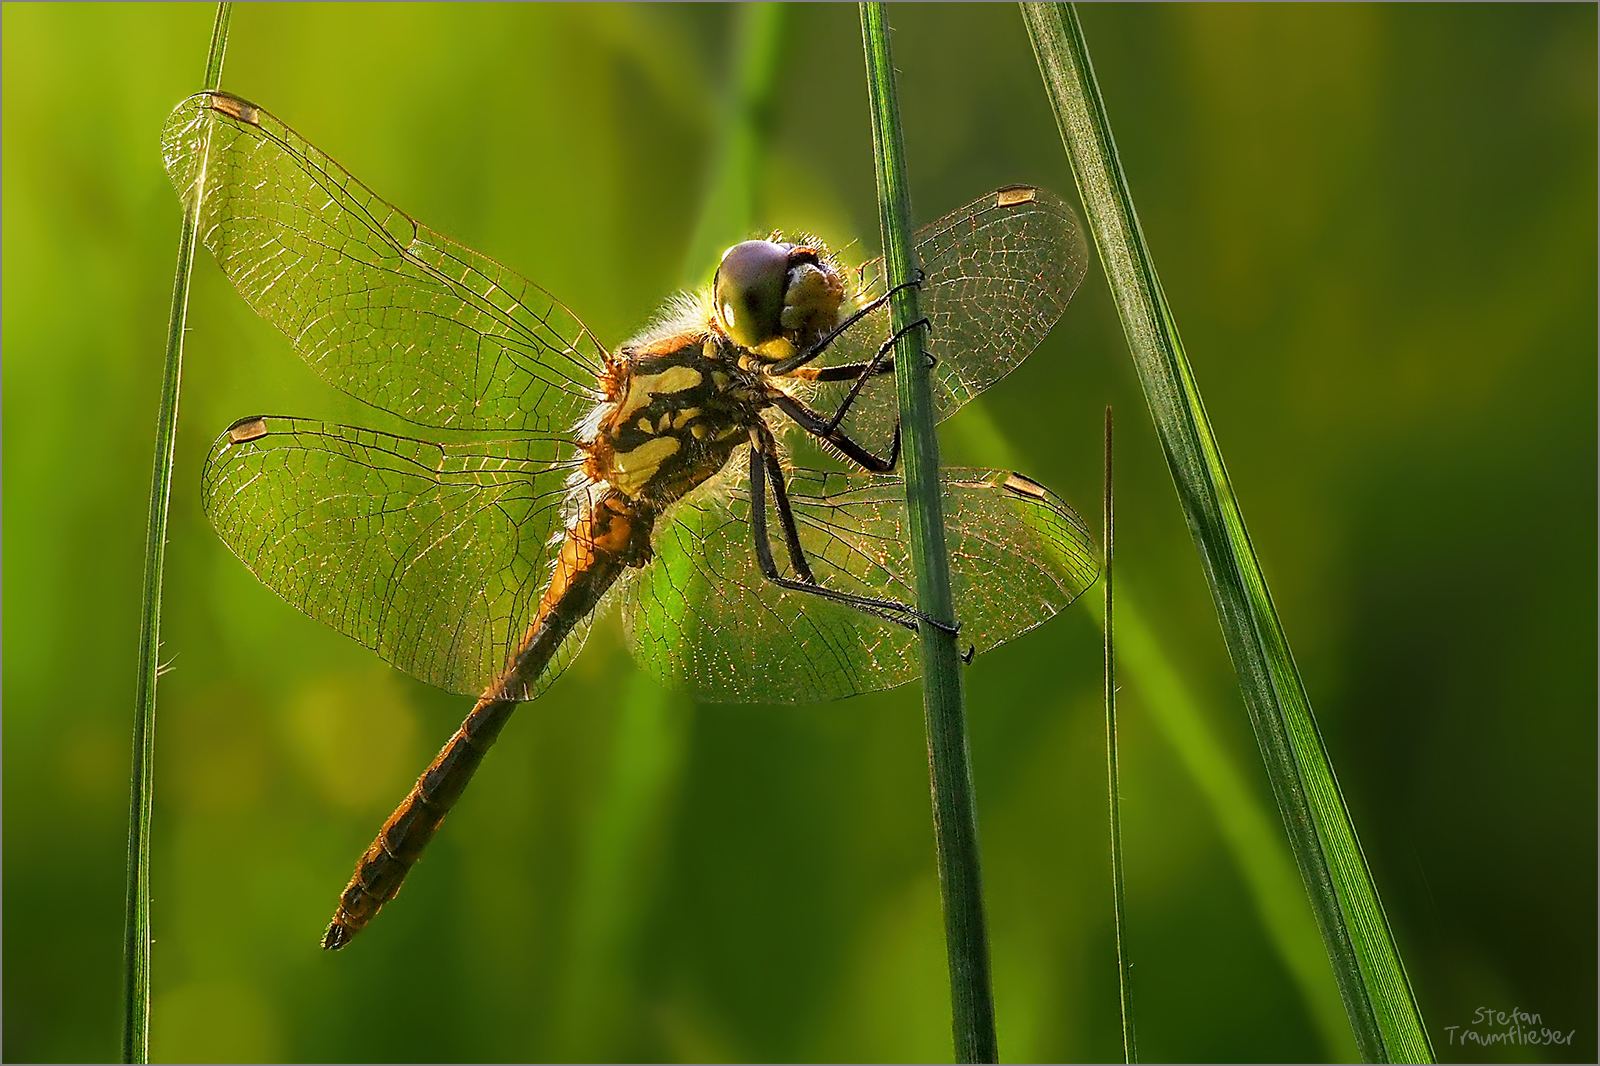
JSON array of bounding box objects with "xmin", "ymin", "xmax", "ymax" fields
[
  {"xmin": 801, "ymin": 344, "xmax": 934, "ymax": 384},
  {"xmin": 747, "ymin": 428, "xmax": 958, "ymax": 636},
  {"xmin": 758, "ymin": 438, "xmax": 816, "ymax": 586},
  {"xmin": 822, "ymin": 315, "xmax": 930, "ymax": 434},
  {"xmin": 804, "ymin": 358, "xmax": 895, "ymax": 383},
  {"xmin": 769, "ymin": 268, "xmax": 925, "ymax": 375},
  {"xmin": 771, "ymin": 392, "xmax": 901, "ymax": 473}
]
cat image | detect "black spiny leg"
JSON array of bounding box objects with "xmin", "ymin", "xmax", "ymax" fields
[
  {"xmin": 746, "ymin": 427, "xmax": 957, "ymax": 635},
  {"xmin": 761, "ymin": 444, "xmax": 815, "ymax": 586},
  {"xmin": 822, "ymin": 315, "xmax": 929, "ymax": 433},
  {"xmin": 804, "ymin": 345, "xmax": 934, "ymax": 384},
  {"xmin": 806, "ymin": 360, "xmax": 896, "ymax": 382},
  {"xmin": 772, "ymin": 392, "xmax": 901, "ymax": 473}
]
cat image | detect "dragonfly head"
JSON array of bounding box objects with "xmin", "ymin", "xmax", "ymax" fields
[{"xmin": 713, "ymin": 239, "xmax": 844, "ymax": 360}]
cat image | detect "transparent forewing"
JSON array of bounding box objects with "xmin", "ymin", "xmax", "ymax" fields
[
  {"xmin": 802, "ymin": 187, "xmax": 1088, "ymax": 453},
  {"xmin": 162, "ymin": 92, "xmax": 604, "ymax": 432},
  {"xmin": 203, "ymin": 416, "xmax": 584, "ymax": 696},
  {"xmin": 620, "ymin": 465, "xmax": 1100, "ymax": 704}
]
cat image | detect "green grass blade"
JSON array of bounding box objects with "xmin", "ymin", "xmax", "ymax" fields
[
  {"xmin": 1103, "ymin": 409, "xmax": 1135, "ymax": 1063},
  {"xmin": 121, "ymin": 6, "xmax": 231, "ymax": 1063},
  {"xmin": 1019, "ymin": 4, "xmax": 1432, "ymax": 1061},
  {"xmin": 859, "ymin": 5, "xmax": 997, "ymax": 1062}
]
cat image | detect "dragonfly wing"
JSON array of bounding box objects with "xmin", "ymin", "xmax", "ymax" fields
[
  {"xmin": 204, "ymin": 416, "xmax": 582, "ymax": 697},
  {"xmin": 163, "ymin": 92, "xmax": 604, "ymax": 433},
  {"xmin": 619, "ymin": 464, "xmax": 1099, "ymax": 704},
  {"xmin": 803, "ymin": 186, "xmax": 1088, "ymax": 453}
]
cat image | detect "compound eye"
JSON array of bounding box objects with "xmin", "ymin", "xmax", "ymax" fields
[{"xmin": 713, "ymin": 240, "xmax": 789, "ymax": 349}]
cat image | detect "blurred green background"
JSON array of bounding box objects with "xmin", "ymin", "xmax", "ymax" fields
[{"xmin": 4, "ymin": 4, "xmax": 1594, "ymax": 1062}]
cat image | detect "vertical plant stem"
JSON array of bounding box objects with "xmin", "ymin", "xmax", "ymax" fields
[
  {"xmin": 122, "ymin": 6, "xmax": 231, "ymax": 1063},
  {"xmin": 952, "ymin": 401, "xmax": 1357, "ymax": 1061},
  {"xmin": 1103, "ymin": 408, "xmax": 1135, "ymax": 1063},
  {"xmin": 1021, "ymin": 4, "xmax": 1432, "ymax": 1062},
  {"xmin": 859, "ymin": 6, "xmax": 997, "ymax": 1062}
]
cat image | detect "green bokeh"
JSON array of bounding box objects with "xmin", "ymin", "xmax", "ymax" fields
[{"xmin": 4, "ymin": 4, "xmax": 1593, "ymax": 1062}]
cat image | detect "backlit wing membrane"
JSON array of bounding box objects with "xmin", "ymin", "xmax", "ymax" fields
[
  {"xmin": 619, "ymin": 464, "xmax": 1100, "ymax": 704},
  {"xmin": 162, "ymin": 92, "xmax": 605, "ymax": 432},
  {"xmin": 802, "ymin": 187, "xmax": 1088, "ymax": 454},
  {"xmin": 203, "ymin": 416, "xmax": 585, "ymax": 697}
]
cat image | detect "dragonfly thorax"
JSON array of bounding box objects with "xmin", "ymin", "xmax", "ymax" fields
[
  {"xmin": 586, "ymin": 326, "xmax": 773, "ymax": 509},
  {"xmin": 588, "ymin": 238, "xmax": 851, "ymax": 511}
]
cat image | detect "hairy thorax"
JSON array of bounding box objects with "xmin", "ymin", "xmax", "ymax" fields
[
  {"xmin": 584, "ymin": 235, "xmax": 848, "ymax": 515},
  {"xmin": 585, "ymin": 326, "xmax": 774, "ymax": 510}
]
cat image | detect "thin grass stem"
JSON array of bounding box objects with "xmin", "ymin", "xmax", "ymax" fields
[
  {"xmin": 859, "ymin": 5, "xmax": 996, "ymax": 1062},
  {"xmin": 1020, "ymin": 4, "xmax": 1432, "ymax": 1061},
  {"xmin": 951, "ymin": 401, "xmax": 1355, "ymax": 1060},
  {"xmin": 121, "ymin": 6, "xmax": 231, "ymax": 1063},
  {"xmin": 1103, "ymin": 408, "xmax": 1135, "ymax": 1063}
]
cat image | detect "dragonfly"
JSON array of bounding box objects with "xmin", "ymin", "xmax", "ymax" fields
[{"xmin": 162, "ymin": 90, "xmax": 1099, "ymax": 950}]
